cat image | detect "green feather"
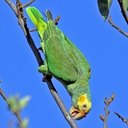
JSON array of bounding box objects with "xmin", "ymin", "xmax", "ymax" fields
[{"xmin": 26, "ymin": 7, "xmax": 47, "ymax": 39}]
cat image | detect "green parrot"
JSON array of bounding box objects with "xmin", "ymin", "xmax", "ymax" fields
[{"xmin": 26, "ymin": 7, "xmax": 91, "ymax": 120}]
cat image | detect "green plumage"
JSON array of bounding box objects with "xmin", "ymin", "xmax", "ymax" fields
[
  {"xmin": 43, "ymin": 21, "xmax": 91, "ymax": 104},
  {"xmin": 26, "ymin": 7, "xmax": 91, "ymax": 119}
]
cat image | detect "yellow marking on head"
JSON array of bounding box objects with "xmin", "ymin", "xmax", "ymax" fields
[
  {"xmin": 77, "ymin": 94, "xmax": 92, "ymax": 113},
  {"xmin": 78, "ymin": 95, "xmax": 86, "ymax": 104}
]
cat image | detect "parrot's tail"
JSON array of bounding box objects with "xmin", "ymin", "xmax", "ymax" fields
[{"xmin": 26, "ymin": 7, "xmax": 47, "ymax": 38}]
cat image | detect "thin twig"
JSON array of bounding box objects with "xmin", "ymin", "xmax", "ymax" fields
[
  {"xmin": 54, "ymin": 16, "xmax": 61, "ymax": 25},
  {"xmin": 29, "ymin": 28, "xmax": 37, "ymax": 32},
  {"xmin": 4, "ymin": 0, "xmax": 78, "ymax": 128},
  {"xmin": 118, "ymin": 0, "xmax": 128, "ymax": 24},
  {"xmin": 114, "ymin": 112, "xmax": 128, "ymax": 125},
  {"xmin": 5, "ymin": 0, "xmax": 17, "ymax": 16},
  {"xmin": 0, "ymin": 89, "xmax": 23, "ymax": 128},
  {"xmin": 22, "ymin": 0, "xmax": 36, "ymax": 8},
  {"xmin": 45, "ymin": 79, "xmax": 77, "ymax": 128},
  {"xmin": 108, "ymin": 16, "xmax": 128, "ymax": 37},
  {"xmin": 16, "ymin": 0, "xmax": 27, "ymax": 35},
  {"xmin": 100, "ymin": 93, "xmax": 115, "ymax": 128}
]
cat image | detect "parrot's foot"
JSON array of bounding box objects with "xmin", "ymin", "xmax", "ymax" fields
[
  {"xmin": 38, "ymin": 64, "xmax": 52, "ymax": 82},
  {"xmin": 38, "ymin": 64, "xmax": 48, "ymax": 74}
]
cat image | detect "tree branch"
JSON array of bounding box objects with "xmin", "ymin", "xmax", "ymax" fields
[
  {"xmin": 118, "ymin": 0, "xmax": 128, "ymax": 24},
  {"xmin": 108, "ymin": 16, "xmax": 128, "ymax": 37},
  {"xmin": 5, "ymin": 0, "xmax": 17, "ymax": 16},
  {"xmin": 100, "ymin": 93, "xmax": 115, "ymax": 128},
  {"xmin": 22, "ymin": 0, "xmax": 36, "ymax": 8},
  {"xmin": 114, "ymin": 112, "xmax": 128, "ymax": 125},
  {"xmin": 4, "ymin": 0, "xmax": 78, "ymax": 128},
  {"xmin": 54, "ymin": 16, "xmax": 61, "ymax": 25},
  {"xmin": 0, "ymin": 89, "xmax": 23, "ymax": 128}
]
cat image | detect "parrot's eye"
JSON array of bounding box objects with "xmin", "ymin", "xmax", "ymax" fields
[{"xmin": 82, "ymin": 104, "xmax": 87, "ymax": 111}]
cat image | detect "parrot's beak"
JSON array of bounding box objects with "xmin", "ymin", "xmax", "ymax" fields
[{"xmin": 69, "ymin": 106, "xmax": 86, "ymax": 120}]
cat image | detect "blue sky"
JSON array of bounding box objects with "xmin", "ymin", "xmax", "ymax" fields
[{"xmin": 0, "ymin": 0, "xmax": 128, "ymax": 128}]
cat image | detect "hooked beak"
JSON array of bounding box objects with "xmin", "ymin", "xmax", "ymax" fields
[{"xmin": 69, "ymin": 106, "xmax": 86, "ymax": 120}]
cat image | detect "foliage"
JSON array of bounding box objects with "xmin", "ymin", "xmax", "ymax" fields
[{"xmin": 7, "ymin": 95, "xmax": 31, "ymax": 113}]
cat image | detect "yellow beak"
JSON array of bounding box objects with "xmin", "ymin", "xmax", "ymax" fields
[{"xmin": 69, "ymin": 106, "xmax": 86, "ymax": 120}]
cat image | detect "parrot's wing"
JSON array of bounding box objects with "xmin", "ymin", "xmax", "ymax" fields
[
  {"xmin": 64, "ymin": 35, "xmax": 91, "ymax": 79},
  {"xmin": 44, "ymin": 21, "xmax": 79, "ymax": 82},
  {"xmin": 26, "ymin": 7, "xmax": 47, "ymax": 39},
  {"xmin": 45, "ymin": 34, "xmax": 78, "ymax": 82}
]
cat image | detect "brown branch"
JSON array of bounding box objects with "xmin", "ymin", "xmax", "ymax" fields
[
  {"xmin": 114, "ymin": 112, "xmax": 128, "ymax": 125},
  {"xmin": 0, "ymin": 89, "xmax": 24, "ymax": 128},
  {"xmin": 45, "ymin": 79, "xmax": 77, "ymax": 128},
  {"xmin": 100, "ymin": 93, "xmax": 115, "ymax": 128},
  {"xmin": 108, "ymin": 16, "xmax": 128, "ymax": 37},
  {"xmin": 4, "ymin": 0, "xmax": 78, "ymax": 128},
  {"xmin": 118, "ymin": 0, "xmax": 128, "ymax": 24}
]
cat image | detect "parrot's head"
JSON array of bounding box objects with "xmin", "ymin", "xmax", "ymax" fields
[{"xmin": 69, "ymin": 94, "xmax": 91, "ymax": 120}]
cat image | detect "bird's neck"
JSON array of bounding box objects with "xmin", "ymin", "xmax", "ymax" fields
[{"xmin": 67, "ymin": 78, "xmax": 91, "ymax": 106}]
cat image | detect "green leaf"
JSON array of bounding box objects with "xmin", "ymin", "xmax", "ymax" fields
[
  {"xmin": 7, "ymin": 95, "xmax": 31, "ymax": 113},
  {"xmin": 21, "ymin": 118, "xmax": 29, "ymax": 128},
  {"xmin": 19, "ymin": 96, "xmax": 31, "ymax": 110},
  {"xmin": 97, "ymin": 0, "xmax": 113, "ymax": 20},
  {"xmin": 7, "ymin": 95, "xmax": 20, "ymax": 112},
  {"xmin": 123, "ymin": 0, "xmax": 128, "ymax": 12}
]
